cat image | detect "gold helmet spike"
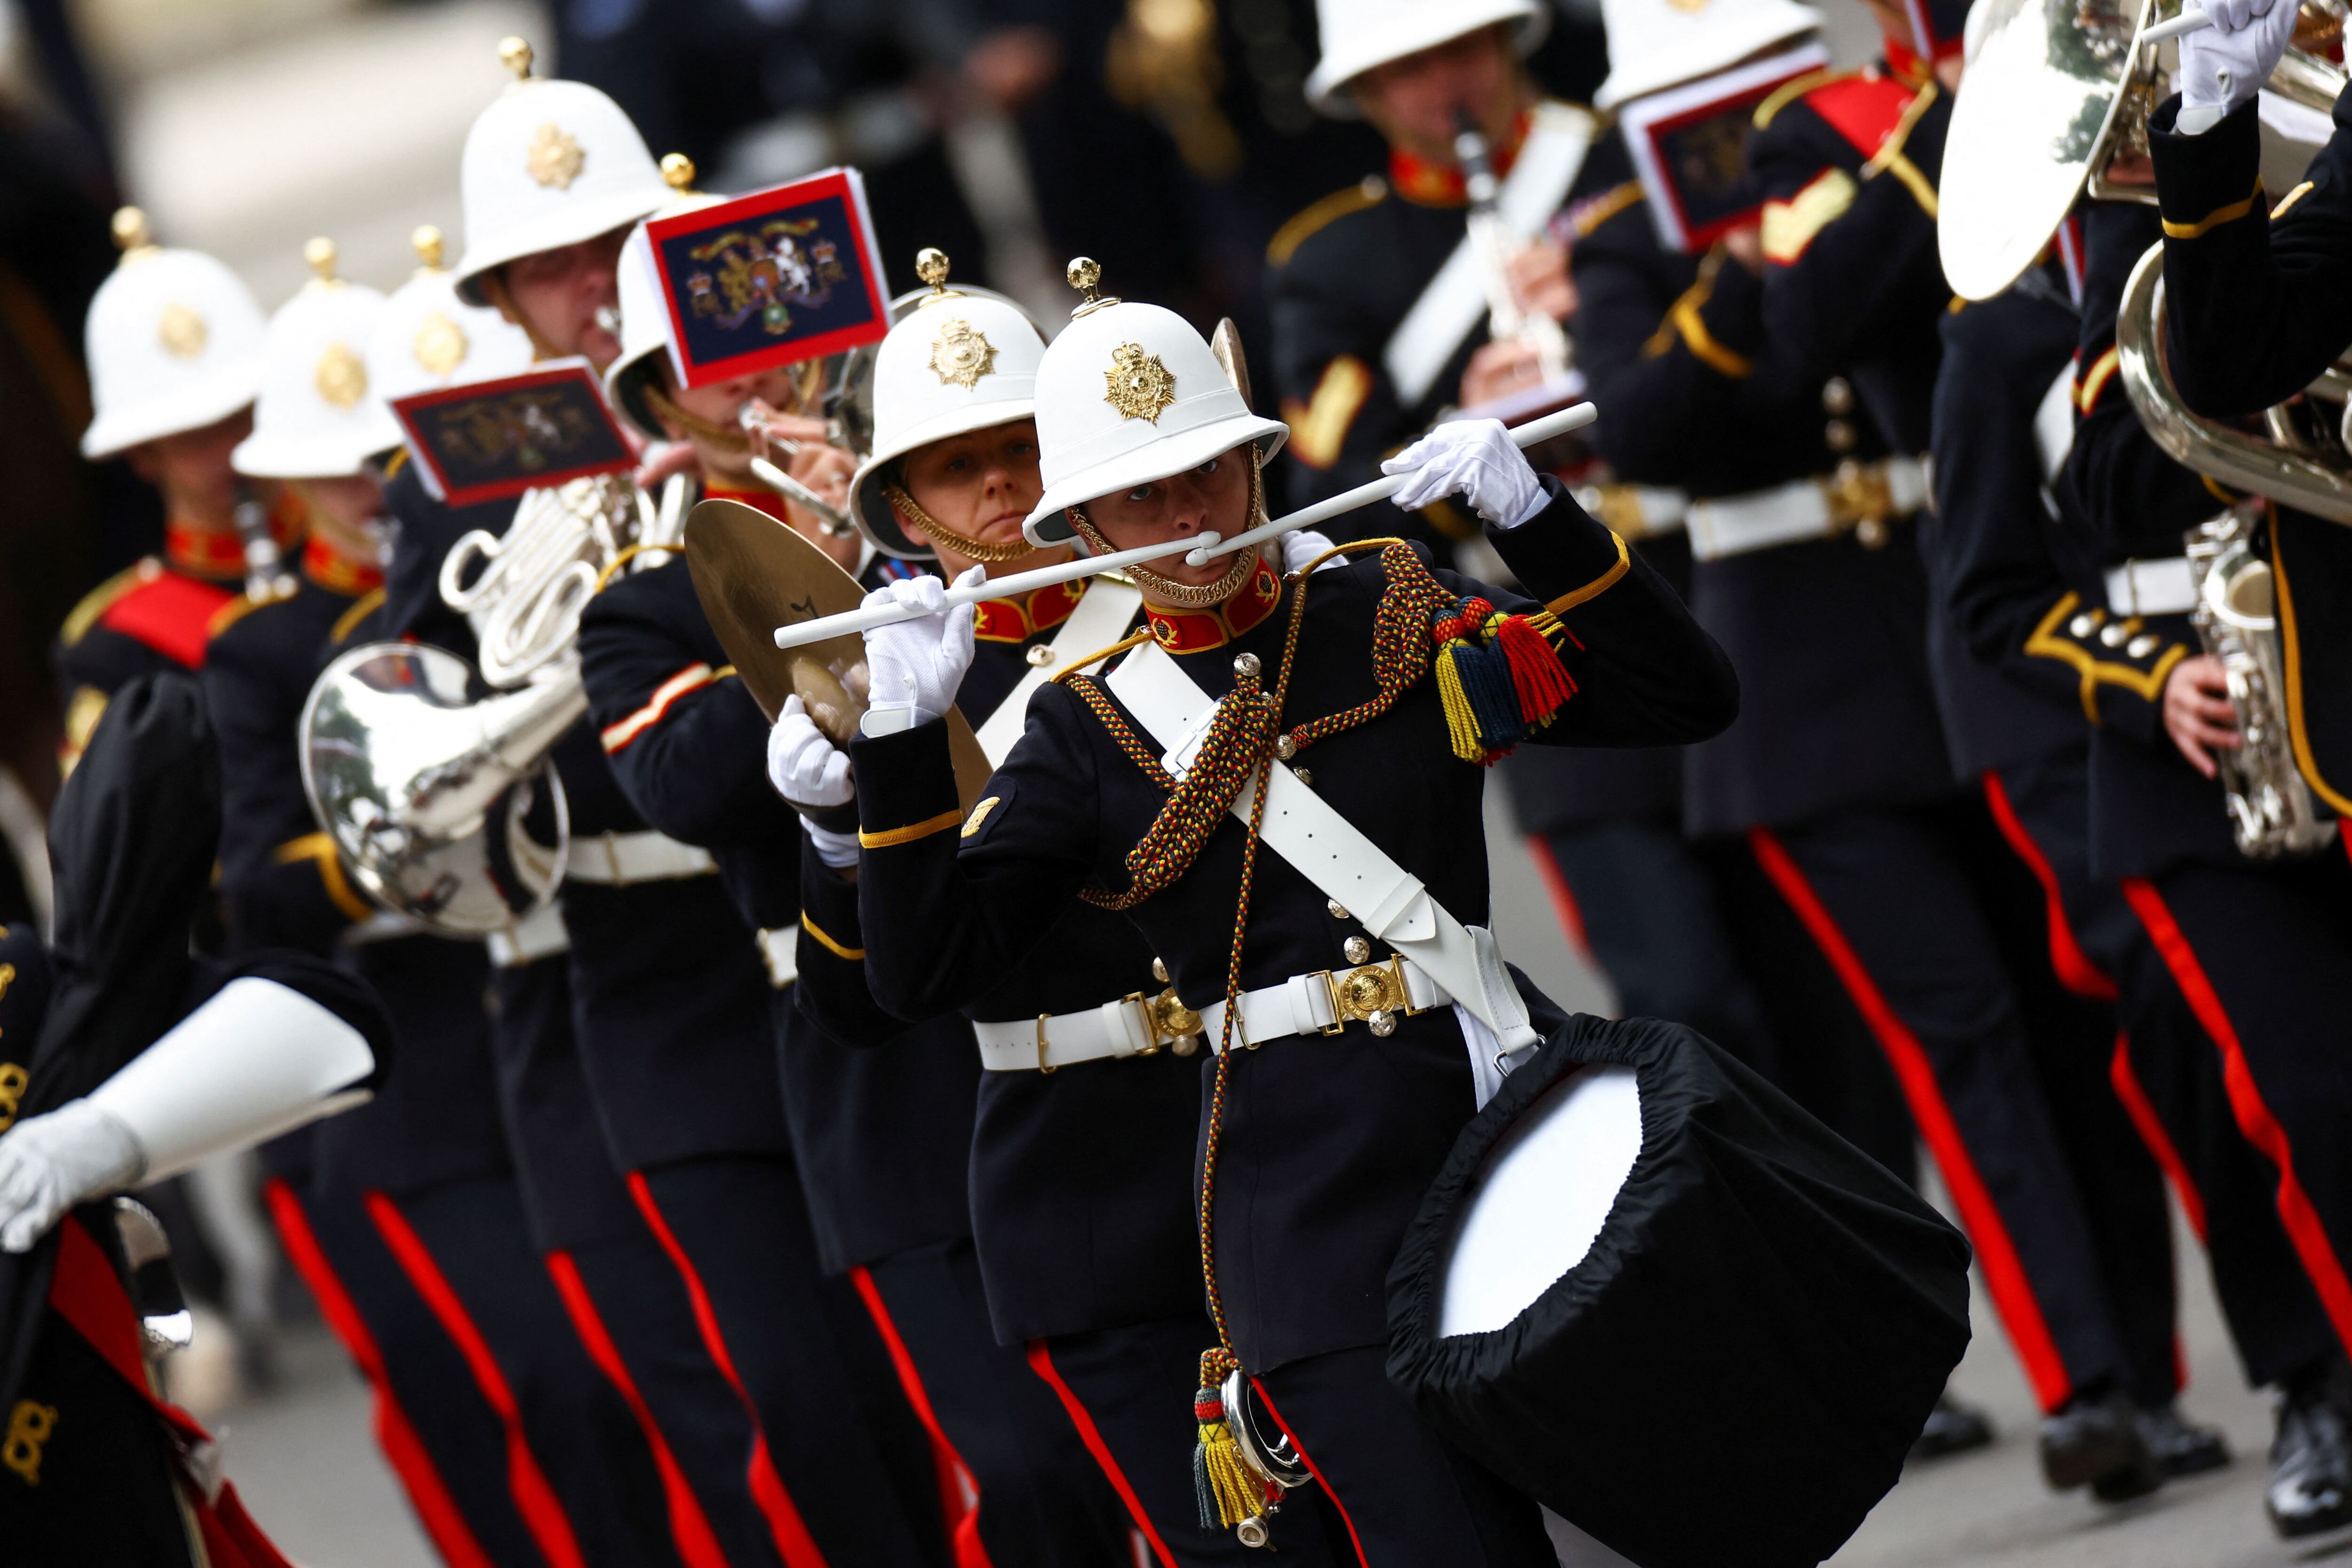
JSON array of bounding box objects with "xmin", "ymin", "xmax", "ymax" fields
[
  {"xmin": 914, "ymin": 247, "xmax": 965, "ymax": 307},
  {"xmin": 1065, "ymin": 256, "xmax": 1119, "ymax": 319},
  {"xmin": 304, "ymin": 236, "xmax": 340, "ymax": 284},
  {"xmin": 111, "ymin": 206, "xmax": 158, "ymax": 263},
  {"xmin": 660, "ymin": 152, "xmax": 698, "ymax": 193},
  {"xmin": 499, "ymin": 36, "xmax": 533, "ymax": 78},
  {"xmin": 413, "ymin": 224, "xmax": 446, "ymax": 270}
]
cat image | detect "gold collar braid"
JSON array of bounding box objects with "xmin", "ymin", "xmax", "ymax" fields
[{"xmin": 882, "ymin": 480, "xmax": 1037, "ymax": 563}]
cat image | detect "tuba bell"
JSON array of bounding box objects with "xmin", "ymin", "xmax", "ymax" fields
[
  {"xmin": 301, "ymin": 470, "xmax": 682, "ymax": 935},
  {"xmin": 1939, "ymin": 0, "xmax": 2345, "ymax": 302},
  {"xmin": 2114, "ymin": 240, "xmax": 2344, "ymax": 856}
]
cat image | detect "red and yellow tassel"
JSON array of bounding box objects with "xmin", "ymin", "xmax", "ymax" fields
[
  {"xmin": 1194, "ymin": 1351, "xmax": 1266, "ymax": 1531},
  {"xmin": 1428, "ymin": 595, "xmax": 1577, "ymax": 763}
]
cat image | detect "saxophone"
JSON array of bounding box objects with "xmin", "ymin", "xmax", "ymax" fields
[{"xmin": 2183, "ymin": 507, "xmax": 2338, "ymax": 857}]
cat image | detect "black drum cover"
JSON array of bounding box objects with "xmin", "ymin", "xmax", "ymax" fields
[{"xmin": 1387, "ymin": 1014, "xmax": 1971, "ymax": 1568}]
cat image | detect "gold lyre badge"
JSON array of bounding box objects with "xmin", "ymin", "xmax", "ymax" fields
[
  {"xmin": 1104, "ymin": 342, "xmax": 1176, "ymax": 424},
  {"xmin": 413, "ymin": 310, "xmax": 469, "ymax": 377},
  {"xmin": 157, "ymin": 303, "xmax": 207, "ymax": 359},
  {"xmin": 315, "ymin": 342, "xmax": 367, "ymax": 409},
  {"xmin": 928, "ymin": 317, "xmax": 998, "ymax": 390},
  {"xmin": 2, "ymin": 1399, "xmax": 57, "ymax": 1487},
  {"xmin": 526, "ymin": 122, "xmax": 586, "ymax": 189}
]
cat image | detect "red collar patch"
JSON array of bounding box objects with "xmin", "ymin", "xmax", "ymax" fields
[
  {"xmin": 1389, "ymin": 110, "xmax": 1532, "ymax": 207},
  {"xmin": 975, "ymin": 575, "xmax": 1086, "ymax": 644},
  {"xmin": 303, "ymin": 534, "xmax": 384, "ymax": 597},
  {"xmin": 165, "ymin": 487, "xmax": 307, "ymax": 581},
  {"xmin": 705, "ymin": 483, "xmax": 794, "ymax": 525},
  {"xmin": 1144, "ymin": 558, "xmax": 1283, "ymax": 653}
]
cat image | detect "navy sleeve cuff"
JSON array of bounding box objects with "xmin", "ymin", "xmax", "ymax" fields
[{"xmin": 2151, "ymin": 94, "xmax": 2265, "ymax": 232}]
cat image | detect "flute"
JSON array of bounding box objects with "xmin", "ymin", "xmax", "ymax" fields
[
  {"xmin": 770, "ymin": 402, "xmax": 1597, "ymax": 652},
  {"xmin": 2139, "ymin": 8, "xmax": 2211, "ymax": 40}
]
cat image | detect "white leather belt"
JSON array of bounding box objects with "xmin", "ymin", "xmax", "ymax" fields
[
  {"xmin": 487, "ymin": 901, "xmax": 570, "ymax": 968},
  {"xmin": 563, "ymin": 830, "xmax": 715, "ymax": 885},
  {"xmin": 972, "ymin": 986, "xmax": 1206, "ymax": 1073},
  {"xmin": 1573, "ymin": 483, "xmax": 1689, "ymax": 540},
  {"xmin": 341, "ymin": 911, "xmax": 424, "ymax": 947},
  {"xmin": 755, "ymin": 925, "xmax": 799, "ymax": 989},
  {"xmin": 1198, "ymin": 954, "xmax": 1452, "ymax": 1054},
  {"xmin": 1686, "ymin": 456, "xmax": 1928, "ymax": 561},
  {"xmin": 2105, "ymin": 556, "xmax": 2197, "ymax": 618}
]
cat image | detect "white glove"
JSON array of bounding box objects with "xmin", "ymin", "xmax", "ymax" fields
[
  {"xmin": 2178, "ymin": 0, "xmax": 2300, "ymax": 129},
  {"xmin": 1280, "ymin": 529, "xmax": 1343, "ymax": 574},
  {"xmin": 769, "ymin": 695, "xmax": 853, "ymax": 808},
  {"xmin": 805, "ymin": 823, "xmax": 861, "ymax": 870},
  {"xmin": 1381, "ymin": 420, "xmax": 1547, "ymax": 529},
  {"xmin": 860, "ymin": 568, "xmax": 980, "ymax": 734},
  {"xmin": 0, "ymin": 1099, "xmax": 143, "ymax": 1253}
]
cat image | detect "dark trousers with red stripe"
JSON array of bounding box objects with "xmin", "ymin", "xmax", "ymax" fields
[
  {"xmin": 1029, "ymin": 1316, "xmax": 1344, "ymax": 1568},
  {"xmin": 266, "ymin": 1177, "xmax": 533, "ymax": 1568},
  {"xmin": 1251, "ymin": 1344, "xmax": 1552, "ymax": 1568},
  {"xmin": 631, "ymin": 1155, "xmax": 954, "ymax": 1568},
  {"xmin": 368, "ymin": 1175, "xmax": 683, "ymax": 1568},
  {"xmin": 854, "ymin": 1239, "xmax": 1132, "ymax": 1566},
  {"xmin": 2122, "ymin": 852, "xmax": 2352, "ymax": 1370},
  {"xmin": 1751, "ymin": 795, "xmax": 2159, "ymax": 1413},
  {"xmin": 549, "ymin": 1228, "xmax": 798, "ymax": 1568}
]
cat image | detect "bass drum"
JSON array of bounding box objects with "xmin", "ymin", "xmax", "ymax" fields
[{"xmin": 1386, "ymin": 1014, "xmax": 1970, "ymax": 1568}]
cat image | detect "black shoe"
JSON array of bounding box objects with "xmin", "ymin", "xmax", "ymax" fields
[
  {"xmin": 2270, "ymin": 1378, "xmax": 2352, "ymax": 1538},
  {"xmin": 2135, "ymin": 1403, "xmax": 2231, "ymax": 1480},
  {"xmin": 2042, "ymin": 1389, "xmax": 2162, "ymax": 1499},
  {"xmin": 1912, "ymin": 1394, "xmax": 1994, "ymax": 1461}
]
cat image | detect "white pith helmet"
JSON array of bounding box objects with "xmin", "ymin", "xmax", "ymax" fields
[
  {"xmin": 232, "ymin": 238, "xmax": 398, "ymax": 479},
  {"xmin": 1304, "ymin": 0, "xmax": 1549, "ymax": 117},
  {"xmin": 369, "ymin": 224, "xmax": 536, "ymax": 411},
  {"xmin": 81, "ymin": 207, "xmax": 266, "ymax": 459},
  {"xmin": 848, "ymin": 248, "xmax": 1046, "ymax": 560},
  {"xmin": 451, "ymin": 37, "xmax": 670, "ymax": 307},
  {"xmin": 605, "ymin": 156, "xmax": 726, "ymax": 441},
  {"xmin": 1021, "ymin": 260, "xmax": 1287, "ymax": 546},
  {"xmin": 1595, "ymin": 0, "xmax": 1823, "ymax": 109}
]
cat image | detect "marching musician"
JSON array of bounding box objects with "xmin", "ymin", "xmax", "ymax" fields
[
  {"xmin": 208, "ymin": 236, "xmax": 695, "ymax": 1567},
  {"xmin": 1265, "ymin": 0, "xmax": 1590, "ymax": 524},
  {"xmin": 2038, "ymin": 190, "xmax": 2352, "ymax": 1536},
  {"xmin": 375, "ymin": 48, "xmax": 950, "ymax": 1566},
  {"xmin": 837, "ymin": 264, "xmax": 1735, "ymax": 1560},
  {"xmin": 0, "ymin": 673, "xmax": 389, "ymax": 1563},
  {"xmin": 748, "ymin": 253, "xmax": 1345, "ymax": 1564},
  {"xmin": 56, "ymin": 210, "xmax": 302, "ymax": 776}
]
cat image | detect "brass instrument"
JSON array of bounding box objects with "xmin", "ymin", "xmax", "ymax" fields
[
  {"xmin": 302, "ymin": 471, "xmax": 682, "ymax": 934},
  {"xmin": 1456, "ymin": 112, "xmax": 1572, "ymax": 383},
  {"xmin": 2115, "ymin": 242, "xmax": 2343, "ymax": 855},
  {"xmin": 1939, "ymin": 0, "xmax": 2344, "ymax": 302}
]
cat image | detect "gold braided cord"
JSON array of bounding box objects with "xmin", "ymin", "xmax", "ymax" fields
[
  {"xmin": 882, "ymin": 481, "xmax": 1036, "ymax": 563},
  {"xmin": 1050, "ymin": 627, "xmax": 1156, "ymax": 685}
]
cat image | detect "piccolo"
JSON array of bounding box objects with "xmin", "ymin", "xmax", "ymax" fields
[
  {"xmin": 770, "ymin": 401, "xmax": 1597, "ymax": 652},
  {"xmin": 2139, "ymin": 8, "xmax": 2211, "ymax": 40}
]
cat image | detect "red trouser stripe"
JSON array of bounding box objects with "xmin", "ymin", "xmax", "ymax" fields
[
  {"xmin": 1523, "ymin": 834, "xmax": 1595, "ymax": 962},
  {"xmin": 1024, "ymin": 1340, "xmax": 1178, "ymax": 1568},
  {"xmin": 544, "ymin": 1250, "xmax": 734, "ymax": 1568},
  {"xmin": 1248, "ymin": 1378, "xmax": 1369, "ymax": 1568},
  {"xmin": 625, "ymin": 1171, "xmax": 831, "ymax": 1568},
  {"xmin": 262, "ymin": 1180, "xmax": 494, "ymax": 1568},
  {"xmin": 1749, "ymin": 825, "xmax": 2077, "ymax": 1412},
  {"xmin": 1980, "ymin": 771, "xmax": 2119, "ymax": 1001},
  {"xmin": 2122, "ymin": 877, "xmax": 2352, "ymax": 1359},
  {"xmin": 363, "ymin": 1192, "xmax": 590, "ymax": 1568},
  {"xmin": 847, "ymin": 1265, "xmax": 991, "ymax": 1568},
  {"xmin": 2106, "ymin": 1034, "xmax": 2209, "ymax": 1241}
]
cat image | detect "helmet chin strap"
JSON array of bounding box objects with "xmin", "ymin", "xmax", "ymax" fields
[
  {"xmin": 1066, "ymin": 447, "xmax": 1268, "ymax": 608},
  {"xmin": 885, "ymin": 481, "xmax": 1037, "ymax": 564}
]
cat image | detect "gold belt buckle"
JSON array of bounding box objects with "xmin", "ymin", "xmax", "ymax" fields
[
  {"xmin": 1125, "ymin": 987, "xmax": 1204, "ymax": 1058},
  {"xmin": 1319, "ymin": 956, "xmax": 1416, "ymax": 1037},
  {"xmin": 1822, "ymin": 459, "xmax": 1896, "ymax": 549}
]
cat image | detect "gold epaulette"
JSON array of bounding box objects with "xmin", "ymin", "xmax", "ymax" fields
[
  {"xmin": 1268, "ymin": 177, "xmax": 1389, "ymax": 268},
  {"xmin": 1754, "ymin": 66, "xmax": 1849, "ymax": 130},
  {"xmin": 58, "ymin": 559, "xmax": 158, "ymax": 648},
  {"xmin": 1571, "ymin": 180, "xmax": 1646, "ymax": 238}
]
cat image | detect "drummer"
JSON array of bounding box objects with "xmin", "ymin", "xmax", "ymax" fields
[
  {"xmin": 764, "ymin": 253, "xmax": 1346, "ymax": 1564},
  {"xmin": 830, "ymin": 262, "xmax": 1738, "ymax": 1561}
]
